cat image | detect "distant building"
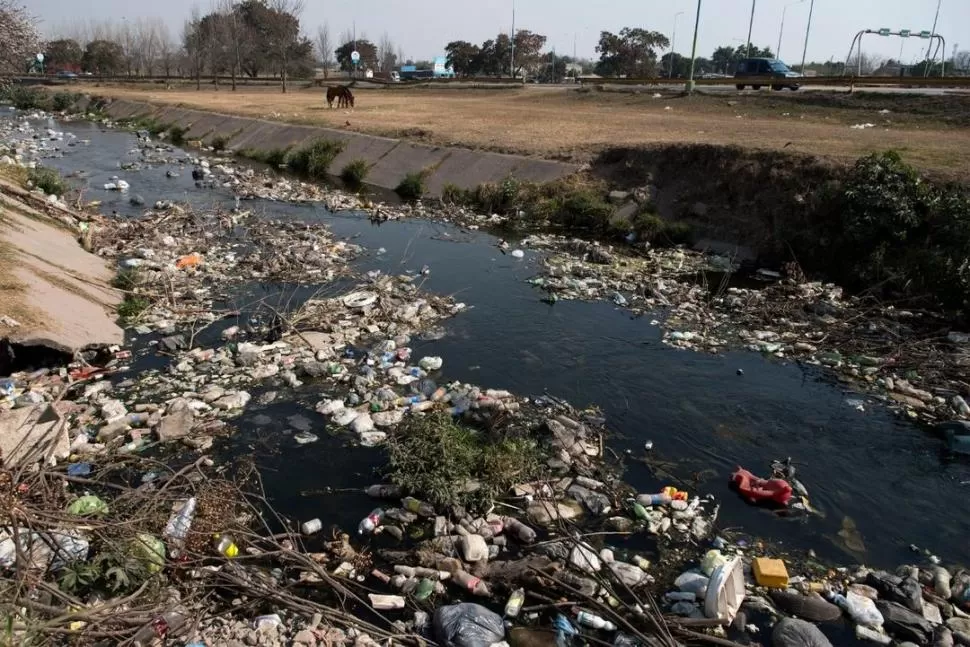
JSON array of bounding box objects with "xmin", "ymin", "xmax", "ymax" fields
[{"xmin": 432, "ymin": 56, "xmax": 456, "ymax": 78}]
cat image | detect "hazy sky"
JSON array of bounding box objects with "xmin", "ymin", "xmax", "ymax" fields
[{"xmin": 32, "ymin": 0, "xmax": 967, "ymax": 65}]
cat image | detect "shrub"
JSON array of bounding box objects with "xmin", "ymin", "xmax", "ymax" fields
[
  {"xmin": 287, "ymin": 138, "xmax": 345, "ymax": 179},
  {"xmin": 386, "ymin": 412, "xmax": 543, "ymax": 509},
  {"xmin": 117, "ymin": 296, "xmax": 149, "ymax": 322},
  {"xmin": 552, "ymin": 186, "xmax": 615, "ymax": 232},
  {"xmin": 27, "ymin": 167, "xmax": 67, "ymax": 197},
  {"xmin": 395, "ymin": 170, "xmax": 429, "ymax": 201},
  {"xmin": 5, "ymin": 86, "xmax": 50, "ymax": 110},
  {"xmin": 168, "ymin": 125, "xmax": 189, "ymax": 145},
  {"xmin": 340, "ymin": 158, "xmax": 370, "ymax": 187},
  {"xmin": 51, "ymin": 91, "xmax": 80, "ymax": 112},
  {"xmin": 441, "ymin": 182, "xmax": 469, "ymax": 205},
  {"xmin": 210, "ymin": 134, "xmax": 229, "ymax": 151},
  {"xmin": 111, "ymin": 268, "xmax": 141, "ymax": 292}
]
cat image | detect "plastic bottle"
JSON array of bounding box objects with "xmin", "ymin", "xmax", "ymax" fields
[
  {"xmin": 402, "ymin": 496, "xmax": 435, "ymax": 517},
  {"xmin": 364, "ymin": 484, "xmax": 402, "ymax": 499},
  {"xmin": 415, "ymin": 578, "xmax": 436, "ymax": 601},
  {"xmin": 573, "ymin": 608, "xmax": 617, "ymax": 632},
  {"xmin": 301, "ymin": 518, "xmax": 323, "ymax": 535},
  {"xmin": 505, "ymin": 588, "xmax": 526, "ymax": 618},
  {"xmin": 358, "ymin": 508, "xmax": 385, "ymax": 535},
  {"xmin": 632, "ymin": 555, "xmax": 651, "ymax": 571},
  {"xmin": 212, "ymin": 534, "xmax": 238, "ymax": 558},
  {"xmin": 453, "ymin": 570, "xmax": 490, "ymax": 596},
  {"xmin": 631, "ymin": 502, "xmax": 649, "ymax": 520},
  {"xmin": 163, "ymin": 497, "xmax": 197, "ymax": 558},
  {"xmin": 636, "ymin": 493, "xmax": 672, "ymax": 507},
  {"xmin": 503, "ymin": 517, "xmax": 537, "ymax": 543}
]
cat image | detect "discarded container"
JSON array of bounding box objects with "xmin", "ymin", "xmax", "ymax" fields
[
  {"xmin": 701, "ymin": 549, "xmax": 726, "ymax": 576},
  {"xmin": 163, "ymin": 497, "xmax": 197, "ymax": 558},
  {"xmin": 505, "ymin": 588, "xmax": 526, "ymax": 618},
  {"xmin": 358, "ymin": 508, "xmax": 385, "ymax": 535},
  {"xmin": 636, "ymin": 493, "xmax": 672, "ymax": 506},
  {"xmin": 213, "ymin": 534, "xmax": 238, "ymax": 558},
  {"xmin": 752, "ymin": 557, "xmax": 789, "ymax": 588},
  {"xmin": 369, "ymin": 593, "xmax": 406, "ymax": 610},
  {"xmin": 175, "ymin": 252, "xmax": 203, "ymax": 269},
  {"xmin": 343, "ymin": 291, "xmax": 378, "ymax": 308},
  {"xmin": 419, "ymin": 356, "xmax": 444, "ymax": 371},
  {"xmin": 301, "ymin": 518, "xmax": 323, "ymax": 535},
  {"xmin": 573, "ymin": 608, "xmax": 616, "ymax": 631},
  {"xmin": 433, "ymin": 603, "xmax": 504, "ymax": 647},
  {"xmin": 704, "ymin": 557, "xmax": 745, "ymax": 624},
  {"xmin": 453, "ymin": 570, "xmax": 490, "ymax": 596},
  {"xmin": 415, "ymin": 578, "xmax": 436, "ymax": 600},
  {"xmin": 459, "ymin": 534, "xmax": 488, "ymax": 562},
  {"xmin": 403, "ymin": 496, "xmax": 435, "ymax": 517},
  {"xmin": 132, "ymin": 611, "xmax": 187, "ymax": 646},
  {"xmin": 503, "ymin": 517, "xmax": 536, "ymax": 543},
  {"xmin": 731, "ymin": 467, "xmax": 793, "ymax": 506}
]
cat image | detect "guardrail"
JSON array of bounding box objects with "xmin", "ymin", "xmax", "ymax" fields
[{"xmin": 588, "ymin": 75, "xmax": 970, "ymax": 88}]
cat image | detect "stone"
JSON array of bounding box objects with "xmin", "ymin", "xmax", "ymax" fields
[
  {"xmin": 157, "ymin": 408, "xmax": 194, "ymax": 442},
  {"xmin": 214, "ymin": 391, "xmax": 251, "ymax": 410},
  {"xmin": 100, "ymin": 399, "xmax": 128, "ymax": 423},
  {"xmin": 877, "ymin": 601, "xmax": 935, "ymax": 645},
  {"xmin": 0, "ymin": 404, "xmax": 69, "ymax": 466},
  {"xmin": 97, "ymin": 419, "xmax": 129, "ymax": 442},
  {"xmin": 948, "ymin": 619, "xmax": 970, "ymax": 635},
  {"xmin": 772, "ymin": 618, "xmax": 833, "ymax": 647},
  {"xmin": 159, "ymin": 335, "xmax": 187, "ymax": 352},
  {"xmin": 526, "ymin": 500, "xmax": 583, "ymax": 525},
  {"xmin": 608, "ymin": 190, "xmax": 630, "ymax": 204},
  {"xmin": 459, "ymin": 534, "xmax": 488, "ymax": 562},
  {"xmin": 293, "ymin": 629, "xmax": 317, "ymax": 646},
  {"xmin": 201, "ymin": 384, "xmax": 226, "ymax": 403},
  {"xmin": 299, "ymin": 332, "xmax": 333, "ymax": 353},
  {"xmin": 567, "ymin": 484, "xmax": 612, "ymax": 515}
]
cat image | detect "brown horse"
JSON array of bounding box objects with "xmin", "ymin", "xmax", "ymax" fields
[{"xmin": 326, "ymin": 85, "xmax": 355, "ymax": 109}]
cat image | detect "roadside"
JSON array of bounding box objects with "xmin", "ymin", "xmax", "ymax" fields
[{"xmin": 85, "ymin": 84, "xmax": 970, "ymax": 174}]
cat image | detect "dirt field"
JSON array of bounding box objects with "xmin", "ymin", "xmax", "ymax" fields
[{"xmin": 91, "ymin": 84, "xmax": 970, "ymax": 174}]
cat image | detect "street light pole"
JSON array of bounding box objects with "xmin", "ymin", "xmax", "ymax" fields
[
  {"xmin": 510, "ymin": 0, "xmax": 516, "ymax": 78},
  {"xmin": 777, "ymin": 0, "xmax": 804, "ymax": 60},
  {"xmin": 670, "ymin": 11, "xmax": 684, "ymax": 78},
  {"xmin": 800, "ymin": 0, "xmax": 815, "ymax": 73},
  {"xmin": 745, "ymin": 0, "xmax": 756, "ymax": 58},
  {"xmin": 930, "ymin": 0, "xmax": 943, "ymax": 75},
  {"xmin": 686, "ymin": 0, "xmax": 702, "ymax": 93}
]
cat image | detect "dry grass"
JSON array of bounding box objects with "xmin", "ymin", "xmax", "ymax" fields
[
  {"xmin": 93, "ymin": 84, "xmax": 970, "ymax": 173},
  {"xmin": 0, "ymin": 240, "xmax": 44, "ymax": 334}
]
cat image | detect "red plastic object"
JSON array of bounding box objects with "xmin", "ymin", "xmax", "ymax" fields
[{"xmin": 731, "ymin": 467, "xmax": 793, "ymax": 506}]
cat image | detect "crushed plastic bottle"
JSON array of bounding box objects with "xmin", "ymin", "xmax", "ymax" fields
[
  {"xmin": 365, "ymin": 484, "xmax": 402, "ymax": 499},
  {"xmin": 505, "ymin": 588, "xmax": 526, "ymax": 618},
  {"xmin": 358, "ymin": 508, "xmax": 385, "ymax": 535},
  {"xmin": 573, "ymin": 608, "xmax": 617, "ymax": 631},
  {"xmin": 162, "ymin": 497, "xmax": 196, "ymax": 558},
  {"xmin": 402, "ymin": 496, "xmax": 436, "ymax": 517}
]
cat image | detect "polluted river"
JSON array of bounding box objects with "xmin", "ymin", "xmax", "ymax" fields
[{"xmin": 5, "ymin": 111, "xmax": 970, "ymax": 645}]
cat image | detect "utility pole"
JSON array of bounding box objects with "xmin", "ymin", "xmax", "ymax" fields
[
  {"xmin": 670, "ymin": 11, "xmax": 684, "ymax": 78},
  {"xmin": 745, "ymin": 0, "xmax": 756, "ymax": 58},
  {"xmin": 510, "ymin": 0, "xmax": 516, "ymax": 78},
  {"xmin": 800, "ymin": 0, "xmax": 814, "ymax": 74},
  {"xmin": 777, "ymin": 0, "xmax": 804, "ymax": 60},
  {"xmin": 573, "ymin": 32, "xmax": 577, "ymax": 60},
  {"xmin": 930, "ymin": 0, "xmax": 943, "ymax": 76},
  {"xmin": 686, "ymin": 0, "xmax": 702, "ymax": 93}
]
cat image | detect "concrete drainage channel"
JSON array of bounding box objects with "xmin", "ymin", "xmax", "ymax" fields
[{"xmin": 91, "ymin": 97, "xmax": 578, "ymax": 197}]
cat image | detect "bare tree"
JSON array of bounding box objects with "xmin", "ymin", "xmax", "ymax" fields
[
  {"xmin": 118, "ymin": 20, "xmax": 138, "ymax": 75},
  {"xmin": 216, "ymin": 0, "xmax": 243, "ymax": 90},
  {"xmin": 0, "ymin": 0, "xmax": 40, "ymax": 76},
  {"xmin": 377, "ymin": 31, "xmax": 396, "ymax": 72},
  {"xmin": 316, "ymin": 22, "xmax": 332, "ymax": 78},
  {"xmin": 266, "ymin": 0, "xmax": 306, "ymax": 93},
  {"xmin": 396, "ymin": 45, "xmax": 406, "ymax": 69},
  {"xmin": 183, "ymin": 6, "xmax": 206, "ymax": 89},
  {"xmin": 157, "ymin": 23, "xmax": 175, "ymax": 77},
  {"xmin": 954, "ymin": 50, "xmax": 970, "ymax": 74},
  {"xmin": 136, "ymin": 18, "xmax": 163, "ymax": 76},
  {"xmin": 847, "ymin": 50, "xmax": 883, "ymax": 76}
]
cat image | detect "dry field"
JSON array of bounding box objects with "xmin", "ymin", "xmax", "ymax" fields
[{"xmin": 92, "ymin": 84, "xmax": 970, "ymax": 174}]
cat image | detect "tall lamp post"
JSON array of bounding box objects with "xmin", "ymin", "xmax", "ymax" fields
[
  {"xmin": 685, "ymin": 0, "xmax": 702, "ymax": 93},
  {"xmin": 930, "ymin": 0, "xmax": 943, "ymax": 76},
  {"xmin": 799, "ymin": 0, "xmax": 815, "ymax": 74},
  {"xmin": 777, "ymin": 0, "xmax": 805, "ymax": 59},
  {"xmin": 670, "ymin": 11, "xmax": 684, "ymax": 78},
  {"xmin": 745, "ymin": 0, "xmax": 756, "ymax": 58}
]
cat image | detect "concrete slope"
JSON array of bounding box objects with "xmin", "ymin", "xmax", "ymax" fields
[{"xmin": 96, "ymin": 98, "xmax": 578, "ymax": 195}]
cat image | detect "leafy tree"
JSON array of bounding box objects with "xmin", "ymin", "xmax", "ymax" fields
[
  {"xmin": 711, "ymin": 45, "xmax": 736, "ymax": 74},
  {"xmin": 81, "ymin": 40, "xmax": 124, "ymax": 76},
  {"xmin": 537, "ymin": 52, "xmax": 568, "ymax": 82},
  {"xmin": 512, "ymin": 29, "xmax": 546, "ymax": 77},
  {"xmin": 595, "ymin": 28, "xmax": 669, "ymax": 78},
  {"xmin": 659, "ymin": 52, "xmax": 710, "ymax": 78},
  {"xmin": 45, "ymin": 39, "xmax": 83, "ymax": 71},
  {"xmin": 335, "ymin": 39, "xmax": 377, "ymax": 72},
  {"xmin": 0, "ymin": 0, "xmax": 41, "ymax": 75},
  {"xmin": 445, "ymin": 40, "xmax": 481, "ymax": 77}
]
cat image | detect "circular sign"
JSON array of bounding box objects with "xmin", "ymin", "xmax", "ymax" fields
[
  {"xmin": 351, "ymin": 50, "xmax": 360, "ymax": 63},
  {"xmin": 36, "ymin": 52, "xmax": 45, "ymax": 62}
]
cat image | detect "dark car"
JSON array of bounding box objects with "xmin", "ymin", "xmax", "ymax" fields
[
  {"xmin": 734, "ymin": 58, "xmax": 800, "ymax": 91},
  {"xmin": 55, "ymin": 70, "xmax": 78, "ymax": 79}
]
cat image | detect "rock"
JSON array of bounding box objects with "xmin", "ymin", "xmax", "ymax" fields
[
  {"xmin": 159, "ymin": 335, "xmax": 187, "ymax": 352},
  {"xmin": 567, "ymin": 484, "xmax": 611, "ymax": 515},
  {"xmin": 299, "ymin": 332, "xmax": 333, "ymax": 353},
  {"xmin": 293, "ymin": 629, "xmax": 317, "ymax": 646},
  {"xmin": 129, "ymin": 194, "xmax": 145, "ymax": 206},
  {"xmin": 604, "ymin": 516, "xmax": 635, "ymax": 532},
  {"xmin": 608, "ymin": 190, "xmax": 630, "ymax": 204},
  {"xmin": 772, "ymin": 618, "xmax": 833, "ymax": 647},
  {"xmin": 769, "ymin": 590, "xmax": 842, "ymax": 622},
  {"xmin": 0, "ymin": 404, "xmax": 70, "ymax": 465},
  {"xmin": 948, "ymin": 619, "xmax": 970, "ymax": 635},
  {"xmin": 96, "ymin": 419, "xmax": 129, "ymax": 442},
  {"xmin": 877, "ymin": 601, "xmax": 936, "ymax": 645},
  {"xmin": 157, "ymin": 408, "xmax": 194, "ymax": 442},
  {"xmin": 214, "ymin": 391, "xmax": 251, "ymax": 411},
  {"xmin": 608, "ymin": 560, "xmax": 645, "ymax": 587},
  {"xmin": 459, "ymin": 534, "xmax": 488, "ymax": 562},
  {"xmin": 867, "ymin": 571, "xmax": 923, "ymax": 613},
  {"xmin": 201, "ymin": 384, "xmax": 226, "ymax": 403},
  {"xmin": 935, "ymin": 627, "xmax": 955, "ymax": 647},
  {"xmin": 526, "ymin": 500, "xmax": 583, "ymax": 525}
]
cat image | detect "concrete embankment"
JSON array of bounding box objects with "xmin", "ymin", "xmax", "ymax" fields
[
  {"xmin": 92, "ymin": 97, "xmax": 579, "ymax": 196},
  {"xmin": 0, "ymin": 180, "xmax": 123, "ymax": 354}
]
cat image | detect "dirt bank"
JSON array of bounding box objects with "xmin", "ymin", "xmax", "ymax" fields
[{"xmin": 0, "ymin": 177, "xmax": 122, "ymax": 354}]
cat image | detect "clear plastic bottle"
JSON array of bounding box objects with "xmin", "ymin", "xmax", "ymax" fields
[
  {"xmin": 212, "ymin": 533, "xmax": 238, "ymax": 558},
  {"xmin": 505, "ymin": 588, "xmax": 526, "ymax": 618},
  {"xmin": 358, "ymin": 508, "xmax": 385, "ymax": 535},
  {"xmin": 163, "ymin": 497, "xmax": 196, "ymax": 558},
  {"xmin": 573, "ymin": 608, "xmax": 617, "ymax": 631},
  {"xmin": 402, "ymin": 496, "xmax": 435, "ymax": 517},
  {"xmin": 132, "ymin": 611, "xmax": 187, "ymax": 646},
  {"xmin": 364, "ymin": 484, "xmax": 402, "ymax": 499}
]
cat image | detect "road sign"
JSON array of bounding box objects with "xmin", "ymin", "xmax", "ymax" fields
[
  {"xmin": 899, "ymin": 29, "xmax": 911, "ymax": 38},
  {"xmin": 36, "ymin": 52, "xmax": 44, "ymax": 62},
  {"xmin": 877, "ymin": 28, "xmax": 891, "ymax": 36},
  {"xmin": 351, "ymin": 50, "xmax": 360, "ymax": 63},
  {"xmin": 918, "ymin": 30, "xmax": 932, "ymax": 39}
]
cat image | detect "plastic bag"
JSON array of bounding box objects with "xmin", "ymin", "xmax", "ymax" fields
[
  {"xmin": 843, "ymin": 591, "xmax": 884, "ymax": 628},
  {"xmin": 67, "ymin": 495, "xmax": 108, "ymax": 516},
  {"xmin": 433, "ymin": 603, "xmax": 505, "ymax": 647},
  {"xmin": 772, "ymin": 618, "xmax": 833, "ymax": 647},
  {"xmin": 675, "ymin": 571, "xmax": 710, "ymax": 597}
]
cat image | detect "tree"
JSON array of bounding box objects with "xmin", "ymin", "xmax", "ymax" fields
[
  {"xmin": 537, "ymin": 51, "xmax": 567, "ymax": 83},
  {"xmin": 0, "ymin": 0, "xmax": 41, "ymax": 75},
  {"xmin": 182, "ymin": 8, "xmax": 207, "ymax": 89},
  {"xmin": 264, "ymin": 0, "xmax": 308, "ymax": 92},
  {"xmin": 954, "ymin": 50, "xmax": 970, "ymax": 73},
  {"xmin": 445, "ymin": 40, "xmax": 481, "ymax": 77},
  {"xmin": 377, "ymin": 31, "xmax": 396, "ymax": 72},
  {"xmin": 81, "ymin": 39, "xmax": 124, "ymax": 76},
  {"xmin": 511, "ymin": 29, "xmax": 546, "ymax": 77},
  {"xmin": 711, "ymin": 45, "xmax": 736, "ymax": 74},
  {"xmin": 847, "ymin": 50, "xmax": 883, "ymax": 75},
  {"xmin": 316, "ymin": 22, "xmax": 332, "ymax": 77},
  {"xmin": 734, "ymin": 43, "xmax": 774, "ymax": 60},
  {"xmin": 595, "ymin": 27, "xmax": 669, "ymax": 78},
  {"xmin": 335, "ymin": 39, "xmax": 377, "ymax": 72},
  {"xmin": 45, "ymin": 39, "xmax": 83, "ymax": 71}
]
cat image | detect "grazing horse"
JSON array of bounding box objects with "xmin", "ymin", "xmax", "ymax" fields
[{"xmin": 326, "ymin": 85, "xmax": 355, "ymax": 109}]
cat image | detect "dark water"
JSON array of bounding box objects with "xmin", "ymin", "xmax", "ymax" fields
[{"xmin": 36, "ymin": 118, "xmax": 970, "ymax": 570}]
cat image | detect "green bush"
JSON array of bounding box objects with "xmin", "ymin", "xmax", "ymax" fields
[
  {"xmin": 441, "ymin": 182, "xmax": 469, "ymax": 205},
  {"xmin": 51, "ymin": 91, "xmax": 80, "ymax": 112},
  {"xmin": 169, "ymin": 125, "xmax": 189, "ymax": 145},
  {"xmin": 551, "ymin": 187, "xmax": 615, "ymax": 232},
  {"xmin": 210, "ymin": 134, "xmax": 230, "ymax": 151},
  {"xmin": 117, "ymin": 296, "xmax": 149, "ymax": 322},
  {"xmin": 340, "ymin": 158, "xmax": 370, "ymax": 187},
  {"xmin": 111, "ymin": 268, "xmax": 141, "ymax": 292},
  {"xmin": 287, "ymin": 138, "xmax": 345, "ymax": 179},
  {"xmin": 27, "ymin": 167, "xmax": 67, "ymax": 196},
  {"xmin": 5, "ymin": 86, "xmax": 50, "ymax": 110},
  {"xmin": 386, "ymin": 412, "xmax": 543, "ymax": 508},
  {"xmin": 395, "ymin": 170, "xmax": 429, "ymax": 201}
]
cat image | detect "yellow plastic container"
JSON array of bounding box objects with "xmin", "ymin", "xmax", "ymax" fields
[{"xmin": 753, "ymin": 557, "xmax": 789, "ymax": 588}]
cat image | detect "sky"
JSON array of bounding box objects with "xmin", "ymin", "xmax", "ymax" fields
[{"xmin": 31, "ymin": 0, "xmax": 968, "ymax": 66}]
